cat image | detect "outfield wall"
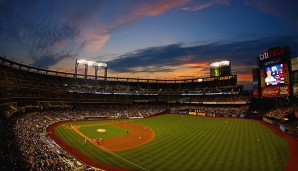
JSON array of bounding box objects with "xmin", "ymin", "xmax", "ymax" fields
[{"xmin": 169, "ymin": 110, "xmax": 298, "ymax": 137}]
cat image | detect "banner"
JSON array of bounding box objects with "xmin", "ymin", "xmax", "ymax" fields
[
  {"xmin": 234, "ymin": 101, "xmax": 247, "ymax": 104},
  {"xmin": 188, "ymin": 112, "xmax": 196, "ymax": 115},
  {"xmin": 190, "ymin": 102, "xmax": 203, "ymax": 104},
  {"xmin": 203, "ymin": 102, "xmax": 217, "ymax": 104},
  {"xmin": 197, "ymin": 113, "xmax": 206, "ymax": 116},
  {"xmin": 261, "ymin": 85, "xmax": 290, "ymax": 97}
]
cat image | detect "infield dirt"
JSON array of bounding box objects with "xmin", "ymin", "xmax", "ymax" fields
[{"xmin": 70, "ymin": 122, "xmax": 155, "ymax": 151}]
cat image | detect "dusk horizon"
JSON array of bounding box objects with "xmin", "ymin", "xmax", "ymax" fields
[{"xmin": 1, "ymin": 0, "xmax": 298, "ymax": 90}]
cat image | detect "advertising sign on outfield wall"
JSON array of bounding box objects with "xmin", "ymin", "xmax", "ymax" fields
[
  {"xmin": 197, "ymin": 113, "xmax": 206, "ymax": 116},
  {"xmin": 261, "ymin": 85, "xmax": 290, "ymax": 97},
  {"xmin": 189, "ymin": 110, "xmax": 196, "ymax": 115}
]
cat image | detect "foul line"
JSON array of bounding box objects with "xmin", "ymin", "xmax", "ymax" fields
[
  {"xmin": 100, "ymin": 145, "xmax": 149, "ymax": 171},
  {"xmin": 70, "ymin": 125, "xmax": 149, "ymax": 171}
]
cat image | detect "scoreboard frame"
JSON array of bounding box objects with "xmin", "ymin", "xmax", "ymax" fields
[{"xmin": 256, "ymin": 46, "xmax": 292, "ymax": 98}]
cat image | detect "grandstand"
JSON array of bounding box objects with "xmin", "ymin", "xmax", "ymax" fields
[
  {"xmin": 0, "ymin": 56, "xmax": 297, "ymax": 170},
  {"xmin": 0, "ymin": 57, "xmax": 239, "ymax": 98}
]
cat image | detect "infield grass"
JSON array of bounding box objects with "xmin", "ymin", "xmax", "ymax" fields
[
  {"xmin": 78, "ymin": 124, "xmax": 130, "ymax": 139},
  {"xmin": 54, "ymin": 114, "xmax": 290, "ymax": 171}
]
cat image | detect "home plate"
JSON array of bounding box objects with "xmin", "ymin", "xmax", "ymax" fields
[{"xmin": 97, "ymin": 129, "xmax": 107, "ymax": 133}]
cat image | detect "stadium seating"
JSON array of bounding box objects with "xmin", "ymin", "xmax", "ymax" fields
[{"xmin": 1, "ymin": 56, "xmax": 297, "ymax": 170}]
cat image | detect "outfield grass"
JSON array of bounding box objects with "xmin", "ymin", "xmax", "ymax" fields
[{"xmin": 54, "ymin": 115, "xmax": 290, "ymax": 171}]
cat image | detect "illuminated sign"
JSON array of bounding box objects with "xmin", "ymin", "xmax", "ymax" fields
[
  {"xmin": 261, "ymin": 85, "xmax": 290, "ymax": 97},
  {"xmin": 263, "ymin": 64, "xmax": 284, "ymax": 86},
  {"xmin": 259, "ymin": 47, "xmax": 285, "ymax": 61},
  {"xmin": 210, "ymin": 60, "xmax": 231, "ymax": 77},
  {"xmin": 258, "ymin": 46, "xmax": 290, "ymax": 69}
]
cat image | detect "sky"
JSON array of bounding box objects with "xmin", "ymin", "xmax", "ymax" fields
[{"xmin": 1, "ymin": 0, "xmax": 298, "ymax": 89}]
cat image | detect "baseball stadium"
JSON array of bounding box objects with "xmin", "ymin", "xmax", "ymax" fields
[{"xmin": 1, "ymin": 46, "xmax": 298, "ymax": 171}]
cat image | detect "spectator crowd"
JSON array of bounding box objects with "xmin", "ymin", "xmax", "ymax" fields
[{"xmin": 0, "ymin": 103, "xmax": 167, "ymax": 170}]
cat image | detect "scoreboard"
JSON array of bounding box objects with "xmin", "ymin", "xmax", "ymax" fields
[
  {"xmin": 210, "ymin": 61, "xmax": 231, "ymax": 77},
  {"xmin": 257, "ymin": 46, "xmax": 291, "ymax": 97}
]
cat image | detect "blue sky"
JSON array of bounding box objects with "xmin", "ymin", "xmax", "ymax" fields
[{"xmin": 1, "ymin": 0, "xmax": 298, "ymax": 89}]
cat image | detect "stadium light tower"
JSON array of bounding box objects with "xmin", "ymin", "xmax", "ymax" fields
[
  {"xmin": 92, "ymin": 62, "xmax": 108, "ymax": 80},
  {"xmin": 75, "ymin": 59, "xmax": 107, "ymax": 80}
]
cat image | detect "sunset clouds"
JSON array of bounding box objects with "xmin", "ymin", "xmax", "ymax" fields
[
  {"xmin": 180, "ymin": 0, "xmax": 229, "ymax": 11},
  {"xmin": 0, "ymin": 0, "xmax": 298, "ymax": 89}
]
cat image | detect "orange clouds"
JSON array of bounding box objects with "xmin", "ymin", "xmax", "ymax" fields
[
  {"xmin": 136, "ymin": 0, "xmax": 191, "ymax": 16},
  {"xmin": 115, "ymin": 62, "xmax": 211, "ymax": 80},
  {"xmin": 76, "ymin": 0, "xmax": 192, "ymax": 56},
  {"xmin": 176, "ymin": 56, "xmax": 193, "ymax": 61},
  {"xmin": 180, "ymin": 0, "xmax": 229, "ymax": 11},
  {"xmin": 84, "ymin": 34, "xmax": 110, "ymax": 51},
  {"xmin": 72, "ymin": 0, "xmax": 233, "ymax": 58},
  {"xmin": 184, "ymin": 62, "xmax": 210, "ymax": 67},
  {"xmin": 110, "ymin": 0, "xmax": 190, "ymax": 27},
  {"xmin": 49, "ymin": 59, "xmax": 253, "ymax": 86}
]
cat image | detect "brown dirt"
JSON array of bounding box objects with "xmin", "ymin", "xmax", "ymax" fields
[
  {"xmin": 47, "ymin": 117, "xmax": 298, "ymax": 171},
  {"xmin": 101, "ymin": 122, "xmax": 155, "ymax": 151},
  {"xmin": 47, "ymin": 120, "xmax": 154, "ymax": 171},
  {"xmin": 69, "ymin": 122, "xmax": 155, "ymax": 152},
  {"xmin": 250, "ymin": 119, "xmax": 298, "ymax": 171}
]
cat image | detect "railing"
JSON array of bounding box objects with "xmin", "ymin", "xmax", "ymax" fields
[{"xmin": 1, "ymin": 56, "xmax": 237, "ymax": 84}]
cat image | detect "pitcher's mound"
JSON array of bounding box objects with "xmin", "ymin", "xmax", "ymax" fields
[{"xmin": 97, "ymin": 129, "xmax": 106, "ymax": 133}]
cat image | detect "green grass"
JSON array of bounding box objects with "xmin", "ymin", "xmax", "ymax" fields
[
  {"xmin": 55, "ymin": 122, "xmax": 140, "ymax": 170},
  {"xmin": 54, "ymin": 114, "xmax": 290, "ymax": 171},
  {"xmin": 78, "ymin": 124, "xmax": 130, "ymax": 139}
]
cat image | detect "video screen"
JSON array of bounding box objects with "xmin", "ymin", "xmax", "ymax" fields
[
  {"xmin": 264, "ymin": 64, "xmax": 284, "ymax": 86},
  {"xmin": 211, "ymin": 67, "xmax": 219, "ymax": 77}
]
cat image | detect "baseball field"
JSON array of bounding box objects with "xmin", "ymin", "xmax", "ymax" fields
[{"xmin": 47, "ymin": 114, "xmax": 297, "ymax": 171}]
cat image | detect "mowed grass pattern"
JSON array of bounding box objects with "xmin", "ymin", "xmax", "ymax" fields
[
  {"xmin": 55, "ymin": 115, "xmax": 290, "ymax": 171},
  {"xmin": 55, "ymin": 122, "xmax": 141, "ymax": 170}
]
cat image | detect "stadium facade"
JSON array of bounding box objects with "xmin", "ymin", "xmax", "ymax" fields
[{"xmin": 0, "ymin": 55, "xmax": 297, "ymax": 170}]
